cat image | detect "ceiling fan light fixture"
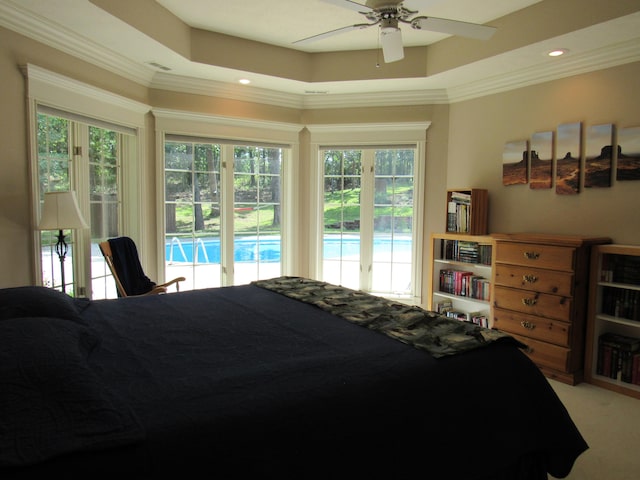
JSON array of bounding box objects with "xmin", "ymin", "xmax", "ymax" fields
[{"xmin": 380, "ymin": 24, "xmax": 404, "ymax": 63}]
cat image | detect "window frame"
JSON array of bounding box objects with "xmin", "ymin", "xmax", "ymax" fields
[
  {"xmin": 308, "ymin": 122, "xmax": 430, "ymax": 304},
  {"xmin": 24, "ymin": 64, "xmax": 149, "ymax": 295},
  {"xmin": 153, "ymin": 109, "xmax": 302, "ymax": 286}
]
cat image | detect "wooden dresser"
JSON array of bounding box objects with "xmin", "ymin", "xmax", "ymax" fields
[{"xmin": 492, "ymin": 233, "xmax": 610, "ymax": 385}]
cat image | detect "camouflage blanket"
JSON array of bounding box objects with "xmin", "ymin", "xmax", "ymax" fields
[{"xmin": 252, "ymin": 276, "xmax": 523, "ymax": 358}]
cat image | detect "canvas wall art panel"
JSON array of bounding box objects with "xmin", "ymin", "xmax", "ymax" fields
[
  {"xmin": 502, "ymin": 140, "xmax": 528, "ymax": 186},
  {"xmin": 556, "ymin": 122, "xmax": 581, "ymax": 195},
  {"xmin": 584, "ymin": 124, "xmax": 613, "ymax": 188},
  {"xmin": 617, "ymin": 126, "xmax": 640, "ymax": 181},
  {"xmin": 530, "ymin": 131, "xmax": 553, "ymax": 189}
]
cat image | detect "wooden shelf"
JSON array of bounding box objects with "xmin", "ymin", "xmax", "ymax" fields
[
  {"xmin": 445, "ymin": 188, "xmax": 488, "ymax": 236},
  {"xmin": 428, "ymin": 232, "xmax": 494, "ymax": 327}
]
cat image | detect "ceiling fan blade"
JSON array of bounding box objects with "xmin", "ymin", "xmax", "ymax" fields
[
  {"xmin": 381, "ymin": 27, "xmax": 404, "ymax": 63},
  {"xmin": 293, "ymin": 23, "xmax": 374, "ymax": 45},
  {"xmin": 319, "ymin": 0, "xmax": 373, "ymax": 13},
  {"xmin": 411, "ymin": 16, "xmax": 496, "ymax": 40}
]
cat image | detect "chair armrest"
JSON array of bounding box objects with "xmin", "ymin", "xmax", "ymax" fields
[{"xmin": 157, "ymin": 276, "xmax": 186, "ymax": 292}]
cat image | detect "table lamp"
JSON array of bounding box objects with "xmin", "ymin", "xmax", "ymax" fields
[{"xmin": 37, "ymin": 191, "xmax": 89, "ymax": 293}]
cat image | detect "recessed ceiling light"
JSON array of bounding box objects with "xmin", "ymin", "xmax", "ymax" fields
[
  {"xmin": 238, "ymin": 78, "xmax": 251, "ymax": 85},
  {"xmin": 547, "ymin": 49, "xmax": 569, "ymax": 57}
]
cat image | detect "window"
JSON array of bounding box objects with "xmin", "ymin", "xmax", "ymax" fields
[
  {"xmin": 321, "ymin": 147, "xmax": 415, "ymax": 297},
  {"xmin": 37, "ymin": 111, "xmax": 128, "ymax": 298},
  {"xmin": 309, "ymin": 122, "xmax": 429, "ymax": 303},
  {"xmin": 165, "ymin": 140, "xmax": 222, "ymax": 289},
  {"xmin": 164, "ymin": 136, "xmax": 287, "ymax": 289},
  {"xmin": 26, "ymin": 65, "xmax": 147, "ymax": 298},
  {"xmin": 233, "ymin": 145, "xmax": 283, "ymax": 284}
]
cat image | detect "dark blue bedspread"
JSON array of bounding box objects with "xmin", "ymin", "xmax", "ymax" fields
[{"xmin": 0, "ymin": 284, "xmax": 587, "ymax": 479}]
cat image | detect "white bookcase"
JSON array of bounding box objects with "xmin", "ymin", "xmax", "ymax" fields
[{"xmin": 585, "ymin": 244, "xmax": 640, "ymax": 399}]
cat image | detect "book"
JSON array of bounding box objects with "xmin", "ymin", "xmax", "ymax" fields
[
  {"xmin": 435, "ymin": 300, "xmax": 453, "ymax": 314},
  {"xmin": 447, "ymin": 202, "xmax": 457, "ymax": 232},
  {"xmin": 632, "ymin": 353, "xmax": 640, "ymax": 385},
  {"xmin": 597, "ymin": 333, "xmax": 640, "ymax": 382}
]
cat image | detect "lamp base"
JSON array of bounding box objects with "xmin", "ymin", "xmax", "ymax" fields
[{"xmin": 54, "ymin": 229, "xmax": 68, "ymax": 293}]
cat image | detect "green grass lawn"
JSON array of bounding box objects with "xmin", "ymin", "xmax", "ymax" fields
[{"xmin": 170, "ymin": 185, "xmax": 413, "ymax": 236}]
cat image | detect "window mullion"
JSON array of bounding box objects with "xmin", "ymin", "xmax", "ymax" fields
[
  {"xmin": 220, "ymin": 145, "xmax": 235, "ymax": 286},
  {"xmin": 72, "ymin": 123, "xmax": 90, "ymax": 297},
  {"xmin": 359, "ymin": 150, "xmax": 375, "ymax": 291}
]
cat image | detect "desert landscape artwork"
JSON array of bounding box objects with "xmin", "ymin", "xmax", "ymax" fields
[
  {"xmin": 617, "ymin": 126, "xmax": 640, "ymax": 181},
  {"xmin": 556, "ymin": 122, "xmax": 581, "ymax": 195},
  {"xmin": 503, "ymin": 140, "xmax": 528, "ymax": 186},
  {"xmin": 584, "ymin": 124, "xmax": 613, "ymax": 188},
  {"xmin": 530, "ymin": 131, "xmax": 553, "ymax": 189}
]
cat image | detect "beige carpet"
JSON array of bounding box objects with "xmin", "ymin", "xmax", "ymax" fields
[{"xmin": 548, "ymin": 379, "xmax": 640, "ymax": 479}]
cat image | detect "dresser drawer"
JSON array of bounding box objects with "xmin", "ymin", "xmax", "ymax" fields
[
  {"xmin": 493, "ymin": 307, "xmax": 571, "ymax": 347},
  {"xmin": 493, "ymin": 285, "xmax": 572, "ymax": 322},
  {"xmin": 510, "ymin": 333, "xmax": 571, "ymax": 371},
  {"xmin": 494, "ymin": 264, "xmax": 574, "ymax": 296},
  {"xmin": 495, "ymin": 242, "xmax": 575, "ymax": 271}
]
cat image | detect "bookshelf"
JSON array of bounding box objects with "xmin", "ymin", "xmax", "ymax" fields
[
  {"xmin": 446, "ymin": 188, "xmax": 488, "ymax": 235},
  {"xmin": 428, "ymin": 232, "xmax": 494, "ymax": 327},
  {"xmin": 585, "ymin": 244, "xmax": 640, "ymax": 399}
]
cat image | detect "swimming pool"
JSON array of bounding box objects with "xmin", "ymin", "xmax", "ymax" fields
[{"xmin": 166, "ymin": 235, "xmax": 411, "ymax": 263}]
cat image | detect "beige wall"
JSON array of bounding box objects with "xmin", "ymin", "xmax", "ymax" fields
[
  {"xmin": 1, "ymin": 23, "xmax": 638, "ymax": 293},
  {"xmin": 447, "ymin": 61, "xmax": 640, "ymax": 244}
]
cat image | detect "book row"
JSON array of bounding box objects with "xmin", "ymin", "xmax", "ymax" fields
[
  {"xmin": 601, "ymin": 287, "xmax": 640, "ymax": 321},
  {"xmin": 433, "ymin": 300, "xmax": 490, "ymax": 328},
  {"xmin": 441, "ymin": 239, "xmax": 492, "ymax": 266},
  {"xmin": 600, "ymin": 254, "xmax": 640, "ymax": 284},
  {"xmin": 447, "ymin": 202, "xmax": 471, "ymax": 233},
  {"xmin": 438, "ymin": 269, "xmax": 491, "ymax": 301},
  {"xmin": 597, "ymin": 332, "xmax": 640, "ymax": 384}
]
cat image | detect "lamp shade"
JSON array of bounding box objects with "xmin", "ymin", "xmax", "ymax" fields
[{"xmin": 38, "ymin": 191, "xmax": 89, "ymax": 230}]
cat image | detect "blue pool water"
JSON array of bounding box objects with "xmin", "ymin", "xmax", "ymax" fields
[{"xmin": 166, "ymin": 235, "xmax": 410, "ymax": 263}]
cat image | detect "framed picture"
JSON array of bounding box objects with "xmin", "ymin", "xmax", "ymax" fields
[
  {"xmin": 502, "ymin": 140, "xmax": 528, "ymax": 186},
  {"xmin": 556, "ymin": 122, "xmax": 581, "ymax": 195},
  {"xmin": 584, "ymin": 124, "xmax": 613, "ymax": 188},
  {"xmin": 530, "ymin": 131, "xmax": 553, "ymax": 189},
  {"xmin": 617, "ymin": 126, "xmax": 640, "ymax": 181}
]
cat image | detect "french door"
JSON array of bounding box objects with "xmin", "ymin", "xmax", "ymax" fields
[
  {"xmin": 164, "ymin": 137, "xmax": 285, "ymax": 290},
  {"xmin": 321, "ymin": 147, "xmax": 417, "ymax": 299}
]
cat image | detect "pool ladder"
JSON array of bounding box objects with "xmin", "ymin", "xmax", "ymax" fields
[{"xmin": 168, "ymin": 237, "xmax": 210, "ymax": 264}]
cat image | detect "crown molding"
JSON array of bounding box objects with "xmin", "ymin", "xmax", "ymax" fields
[
  {"xmin": 3, "ymin": 1, "xmax": 640, "ymax": 110},
  {"xmin": 0, "ymin": 0, "xmax": 154, "ymax": 86},
  {"xmin": 306, "ymin": 122, "xmax": 431, "ymax": 134},
  {"xmin": 150, "ymin": 72, "xmax": 450, "ymax": 109},
  {"xmin": 447, "ymin": 37, "xmax": 640, "ymax": 103},
  {"xmin": 22, "ymin": 64, "xmax": 150, "ymax": 116},
  {"xmin": 150, "ymin": 73, "xmax": 305, "ymax": 109},
  {"xmin": 152, "ymin": 108, "xmax": 303, "ymax": 133}
]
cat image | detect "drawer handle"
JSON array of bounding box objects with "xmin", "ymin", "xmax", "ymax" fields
[
  {"xmin": 520, "ymin": 321, "xmax": 536, "ymax": 330},
  {"xmin": 524, "ymin": 251, "xmax": 540, "ymax": 260},
  {"xmin": 522, "ymin": 274, "xmax": 538, "ymax": 283},
  {"xmin": 522, "ymin": 298, "xmax": 537, "ymax": 306}
]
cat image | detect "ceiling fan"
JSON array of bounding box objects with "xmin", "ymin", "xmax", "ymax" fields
[{"xmin": 294, "ymin": 0, "xmax": 497, "ymax": 63}]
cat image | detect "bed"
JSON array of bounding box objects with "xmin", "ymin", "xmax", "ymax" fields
[{"xmin": 0, "ymin": 277, "xmax": 587, "ymax": 479}]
